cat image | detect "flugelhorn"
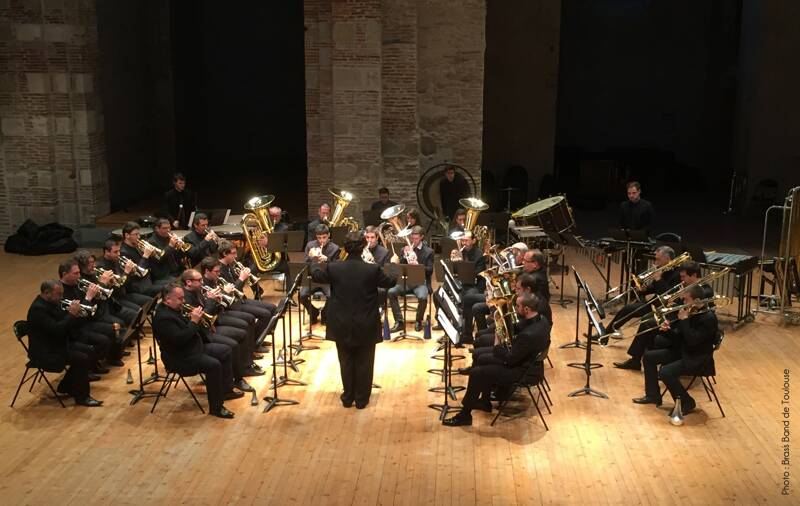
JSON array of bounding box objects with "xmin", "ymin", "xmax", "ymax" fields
[
  {"xmin": 119, "ymin": 256, "xmax": 149, "ymax": 277},
  {"xmin": 78, "ymin": 278, "xmax": 114, "ymax": 300},
  {"xmin": 61, "ymin": 299, "xmax": 96, "ymax": 317},
  {"xmin": 181, "ymin": 303, "xmax": 217, "ymax": 328},
  {"xmin": 93, "ymin": 267, "xmax": 126, "ymax": 287},
  {"xmin": 137, "ymin": 239, "xmax": 164, "ymax": 260}
]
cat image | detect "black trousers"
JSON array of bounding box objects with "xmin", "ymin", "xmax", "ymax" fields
[
  {"xmin": 231, "ymin": 299, "xmax": 274, "ymax": 340},
  {"xmin": 460, "ymin": 290, "xmax": 487, "ymax": 343},
  {"xmin": 207, "ymin": 333, "xmax": 245, "ymax": 381},
  {"xmin": 473, "ymin": 302, "xmax": 491, "ymax": 331},
  {"xmin": 218, "ymin": 311, "xmax": 255, "ymax": 358},
  {"xmin": 335, "ymin": 342, "xmax": 376, "ymax": 405},
  {"xmin": 608, "ymin": 300, "xmax": 648, "ymax": 331},
  {"xmin": 214, "ymin": 322, "xmax": 251, "ymax": 370},
  {"xmin": 55, "ymin": 341, "xmax": 95, "ymax": 400},
  {"xmin": 300, "ymin": 286, "xmax": 330, "ymax": 318},
  {"xmin": 172, "ymin": 343, "xmax": 233, "ymax": 412},
  {"xmin": 642, "ymin": 348, "xmax": 689, "ymax": 400},
  {"xmin": 462, "ymin": 364, "xmax": 516, "ymax": 411},
  {"xmin": 626, "ymin": 316, "xmax": 659, "ymax": 360}
]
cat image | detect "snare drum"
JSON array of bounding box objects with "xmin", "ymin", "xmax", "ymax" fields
[{"xmin": 512, "ymin": 196, "xmax": 575, "ymax": 234}]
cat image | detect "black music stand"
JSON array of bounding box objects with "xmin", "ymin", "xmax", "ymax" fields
[
  {"xmin": 291, "ymin": 261, "xmax": 326, "ymax": 344},
  {"xmin": 362, "ymin": 209, "xmax": 382, "ymax": 227},
  {"xmin": 544, "ymin": 230, "xmax": 573, "ymax": 308},
  {"xmin": 263, "ymin": 294, "xmax": 300, "ymax": 412},
  {"xmin": 386, "ymin": 263, "xmax": 426, "ymax": 341},
  {"xmin": 429, "ymin": 294, "xmax": 464, "ymax": 420},
  {"xmin": 128, "ymin": 297, "xmax": 160, "ymax": 405},
  {"xmin": 609, "ymin": 228, "xmax": 650, "ymax": 303},
  {"xmin": 439, "ymin": 238, "xmax": 457, "ymax": 257},
  {"xmin": 274, "ymin": 271, "xmax": 308, "ymax": 388},
  {"xmin": 427, "ymin": 286, "xmax": 466, "ymax": 380},
  {"xmin": 435, "ymin": 259, "xmax": 463, "ymax": 304},
  {"xmin": 567, "ymin": 299, "xmax": 608, "ymax": 399},
  {"xmin": 330, "ymin": 226, "xmax": 349, "ymax": 248}
]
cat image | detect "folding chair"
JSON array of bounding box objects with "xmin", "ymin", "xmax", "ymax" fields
[
  {"xmin": 660, "ymin": 330, "xmax": 725, "ymax": 417},
  {"xmin": 491, "ymin": 346, "xmax": 551, "ymax": 430},
  {"xmin": 10, "ymin": 321, "xmax": 66, "ymax": 408},
  {"xmin": 150, "ymin": 367, "xmax": 206, "ymax": 414}
]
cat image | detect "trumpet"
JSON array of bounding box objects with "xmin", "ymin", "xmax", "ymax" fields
[
  {"xmin": 169, "ymin": 232, "xmax": 192, "ymax": 252},
  {"xmin": 137, "ymin": 239, "xmax": 164, "ymax": 260},
  {"xmin": 78, "ymin": 278, "xmax": 114, "ymax": 300},
  {"xmin": 119, "ymin": 256, "xmax": 149, "ymax": 277},
  {"xmin": 93, "ymin": 267, "xmax": 126, "ymax": 287},
  {"xmin": 61, "ymin": 299, "xmax": 96, "ymax": 317},
  {"xmin": 202, "ymin": 284, "xmax": 235, "ymax": 308},
  {"xmin": 181, "ymin": 303, "xmax": 217, "ymax": 328},
  {"xmin": 234, "ymin": 260, "xmax": 260, "ymax": 287}
]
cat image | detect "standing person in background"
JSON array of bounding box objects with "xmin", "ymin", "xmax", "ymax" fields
[
  {"xmin": 619, "ymin": 181, "xmax": 654, "ymax": 236},
  {"xmin": 162, "ymin": 173, "xmax": 198, "ymax": 230},
  {"xmin": 439, "ymin": 166, "xmax": 469, "ymax": 223}
]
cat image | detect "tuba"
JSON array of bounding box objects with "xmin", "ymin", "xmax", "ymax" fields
[
  {"xmin": 325, "ymin": 188, "xmax": 360, "ymax": 232},
  {"xmin": 242, "ymin": 195, "xmax": 283, "ymax": 272}
]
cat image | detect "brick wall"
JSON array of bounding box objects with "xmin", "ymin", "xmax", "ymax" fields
[
  {"xmin": 0, "ymin": 0, "xmax": 109, "ymax": 242},
  {"xmin": 304, "ymin": 0, "xmax": 485, "ymax": 223}
]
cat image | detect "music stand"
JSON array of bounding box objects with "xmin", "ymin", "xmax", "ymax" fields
[
  {"xmin": 275, "ymin": 270, "xmax": 308, "ymax": 388},
  {"xmin": 452, "ymin": 261, "xmax": 477, "ymax": 288},
  {"xmin": 290, "ymin": 261, "xmax": 325, "ymax": 344},
  {"xmin": 435, "ymin": 259, "xmax": 463, "ymax": 304},
  {"xmin": 263, "ymin": 293, "xmax": 300, "ymax": 412},
  {"xmin": 567, "ymin": 299, "xmax": 608, "ymax": 399},
  {"xmin": 385, "ymin": 263, "xmax": 426, "ymax": 341},
  {"xmin": 329, "ymin": 226, "xmax": 349, "ymax": 248},
  {"xmin": 439, "ymin": 238, "xmax": 457, "ymax": 258},
  {"xmin": 362, "ymin": 209, "xmax": 382, "ymax": 227},
  {"xmin": 428, "ymin": 293, "xmax": 464, "ymax": 420},
  {"xmin": 127, "ymin": 299, "xmax": 160, "ymax": 405},
  {"xmin": 543, "ymin": 230, "xmax": 573, "ymax": 309}
]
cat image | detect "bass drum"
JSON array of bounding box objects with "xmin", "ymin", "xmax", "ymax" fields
[
  {"xmin": 512, "ymin": 195, "xmax": 575, "ymax": 234},
  {"xmin": 415, "ymin": 163, "xmax": 478, "ymax": 235}
]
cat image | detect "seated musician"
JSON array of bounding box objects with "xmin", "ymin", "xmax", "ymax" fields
[
  {"xmin": 606, "ymin": 245, "xmax": 681, "ymax": 334},
  {"xmin": 633, "ymin": 285, "xmax": 719, "ymax": 417},
  {"xmin": 364, "ymin": 225, "xmax": 390, "ymax": 266},
  {"xmin": 217, "ymin": 239, "xmax": 275, "ymax": 341},
  {"xmin": 448, "ymin": 208, "xmax": 467, "ymax": 235},
  {"xmin": 443, "ymin": 293, "xmax": 551, "ymax": 426},
  {"xmin": 270, "ymin": 206, "xmax": 290, "ymax": 232},
  {"xmin": 619, "ymin": 181, "xmax": 654, "ymax": 236},
  {"xmin": 74, "ymin": 249, "xmax": 138, "ymax": 326},
  {"xmin": 183, "ymin": 213, "xmax": 219, "ymax": 267},
  {"xmin": 199, "ymin": 259, "xmax": 264, "ymax": 366},
  {"xmin": 120, "ymin": 221, "xmax": 168, "ymax": 295},
  {"xmin": 388, "ymin": 225, "xmax": 434, "ymax": 333},
  {"xmin": 520, "ymin": 250, "xmax": 550, "ymax": 301},
  {"xmin": 160, "ymin": 172, "xmax": 197, "ymax": 230},
  {"xmin": 614, "ymin": 260, "xmax": 708, "ymax": 370},
  {"xmin": 153, "ymin": 284, "xmax": 242, "ymax": 419},
  {"xmin": 179, "ymin": 269, "xmax": 258, "ymax": 391},
  {"xmin": 370, "ymin": 187, "xmax": 398, "ymax": 214},
  {"xmin": 300, "ymin": 224, "xmax": 340, "ymax": 325},
  {"xmin": 405, "ymin": 208, "xmax": 421, "ymax": 229},
  {"xmin": 148, "ymin": 218, "xmax": 186, "ymax": 282},
  {"xmin": 307, "ymin": 203, "xmax": 332, "ymax": 243},
  {"xmin": 59, "ymin": 259, "xmax": 123, "ymax": 369},
  {"xmin": 455, "ymin": 232, "xmax": 488, "ymax": 344},
  {"xmin": 96, "ymin": 239, "xmax": 152, "ymax": 309},
  {"xmin": 27, "ymin": 280, "xmax": 103, "ymax": 407}
]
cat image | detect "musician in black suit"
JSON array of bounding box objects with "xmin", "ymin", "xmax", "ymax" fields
[
  {"xmin": 614, "ymin": 261, "xmax": 706, "ymax": 370},
  {"xmin": 183, "ymin": 213, "xmax": 219, "ymax": 267},
  {"xmin": 120, "ymin": 221, "xmax": 168, "ymax": 296},
  {"xmin": 307, "ymin": 203, "xmax": 331, "ymax": 243},
  {"xmin": 147, "ymin": 218, "xmax": 185, "ymax": 282},
  {"xmin": 300, "ymin": 224, "xmax": 340, "ymax": 325},
  {"xmin": 311, "ymin": 231, "xmax": 397, "ymax": 408},
  {"xmin": 447, "ymin": 208, "xmax": 467, "ymax": 236},
  {"xmin": 217, "ymin": 240, "xmax": 275, "ymax": 340},
  {"xmin": 444, "ymin": 293, "xmax": 551, "ymax": 426},
  {"xmin": 270, "ymin": 206, "xmax": 290, "ymax": 232},
  {"xmin": 96, "ymin": 239, "xmax": 152, "ymax": 309},
  {"xmin": 633, "ymin": 285, "xmax": 719, "ymax": 416},
  {"xmin": 74, "ymin": 249, "xmax": 138, "ymax": 326},
  {"xmin": 26, "ymin": 280, "xmax": 102, "ymax": 406},
  {"xmin": 439, "ymin": 166, "xmax": 470, "ymax": 222},
  {"xmin": 152, "ymin": 284, "xmax": 242, "ymax": 418},
  {"xmin": 370, "ymin": 187, "xmax": 398, "ymax": 214},
  {"xmin": 456, "ymin": 232, "xmax": 488, "ymax": 344},
  {"xmin": 619, "ymin": 181, "xmax": 655, "ymax": 235},
  {"xmin": 161, "ymin": 172, "xmax": 197, "ymax": 230},
  {"xmin": 388, "ymin": 225, "xmax": 434, "ymax": 333}
]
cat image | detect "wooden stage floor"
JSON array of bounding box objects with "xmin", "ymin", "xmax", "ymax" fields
[{"xmin": 0, "ymin": 251, "xmax": 796, "ymax": 505}]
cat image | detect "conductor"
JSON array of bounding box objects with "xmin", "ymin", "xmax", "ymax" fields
[{"xmin": 311, "ymin": 231, "xmax": 397, "ymax": 409}]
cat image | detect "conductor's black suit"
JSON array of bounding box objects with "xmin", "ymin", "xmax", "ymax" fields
[{"xmin": 311, "ymin": 257, "xmax": 396, "ymax": 406}]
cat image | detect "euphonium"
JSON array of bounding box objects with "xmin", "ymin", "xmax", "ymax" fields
[
  {"xmin": 93, "ymin": 267, "xmax": 126, "ymax": 287},
  {"xmin": 61, "ymin": 299, "xmax": 96, "ymax": 317},
  {"xmin": 78, "ymin": 278, "xmax": 114, "ymax": 300},
  {"xmin": 242, "ymin": 195, "xmax": 282, "ymax": 272},
  {"xmin": 169, "ymin": 232, "xmax": 192, "ymax": 252},
  {"xmin": 234, "ymin": 260, "xmax": 260, "ymax": 288},
  {"xmin": 136, "ymin": 239, "xmax": 164, "ymax": 260},
  {"xmin": 181, "ymin": 303, "xmax": 217, "ymax": 328},
  {"xmin": 119, "ymin": 256, "xmax": 149, "ymax": 277}
]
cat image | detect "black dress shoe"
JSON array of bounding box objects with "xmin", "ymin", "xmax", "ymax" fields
[
  {"xmin": 414, "ymin": 321, "xmax": 423, "ymax": 332},
  {"xmin": 355, "ymin": 401, "xmax": 368, "ymax": 409},
  {"xmin": 613, "ymin": 358, "xmax": 641, "ymax": 370},
  {"xmin": 340, "ymin": 394, "xmax": 353, "ymax": 408},
  {"xmin": 389, "ymin": 321, "xmax": 405, "ymax": 333},
  {"xmin": 223, "ymin": 390, "xmax": 245, "ymax": 400},
  {"xmin": 93, "ymin": 365, "xmax": 110, "ymax": 375},
  {"xmin": 243, "ymin": 365, "xmax": 265, "ymax": 377},
  {"xmin": 107, "ymin": 359, "xmax": 124, "ymax": 367},
  {"xmin": 76, "ymin": 396, "xmax": 103, "ymax": 407},
  {"xmin": 442, "ymin": 410, "xmax": 473, "ymax": 427},
  {"xmin": 88, "ymin": 374, "xmax": 101, "ymax": 382},
  {"xmin": 457, "ymin": 367, "xmax": 472, "ymax": 375},
  {"xmin": 235, "ymin": 379, "xmax": 255, "ymax": 392},
  {"xmin": 632, "ymin": 395, "xmax": 662, "ymax": 406},
  {"xmin": 210, "ymin": 406, "xmax": 235, "ymax": 419}
]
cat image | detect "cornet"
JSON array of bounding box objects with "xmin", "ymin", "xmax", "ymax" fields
[
  {"xmin": 218, "ymin": 279, "xmax": 245, "ymax": 301},
  {"xmin": 137, "ymin": 239, "xmax": 164, "ymax": 260},
  {"xmin": 169, "ymin": 232, "xmax": 192, "ymax": 252},
  {"xmin": 234, "ymin": 260, "xmax": 260, "ymax": 287},
  {"xmin": 61, "ymin": 299, "xmax": 96, "ymax": 317},
  {"xmin": 78, "ymin": 278, "xmax": 114, "ymax": 300},
  {"xmin": 119, "ymin": 256, "xmax": 149, "ymax": 277},
  {"xmin": 181, "ymin": 304, "xmax": 217, "ymax": 328},
  {"xmin": 202, "ymin": 285, "xmax": 235, "ymax": 308},
  {"xmin": 93, "ymin": 267, "xmax": 126, "ymax": 287}
]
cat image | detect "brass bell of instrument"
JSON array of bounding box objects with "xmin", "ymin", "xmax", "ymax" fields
[{"xmin": 669, "ymin": 398, "xmax": 684, "ymax": 426}]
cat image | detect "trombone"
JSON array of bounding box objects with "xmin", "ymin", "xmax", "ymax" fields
[
  {"xmin": 78, "ymin": 278, "xmax": 114, "ymax": 300},
  {"xmin": 603, "ymin": 252, "xmax": 692, "ymax": 308}
]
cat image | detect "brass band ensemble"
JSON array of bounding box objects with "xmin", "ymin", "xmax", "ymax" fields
[{"xmin": 15, "ymin": 170, "xmax": 800, "ymax": 431}]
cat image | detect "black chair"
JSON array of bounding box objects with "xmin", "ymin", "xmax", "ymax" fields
[
  {"xmin": 660, "ymin": 330, "xmax": 725, "ymax": 417},
  {"xmin": 10, "ymin": 321, "xmax": 66, "ymax": 408},
  {"xmin": 150, "ymin": 367, "xmax": 206, "ymax": 414},
  {"xmin": 491, "ymin": 346, "xmax": 551, "ymax": 430}
]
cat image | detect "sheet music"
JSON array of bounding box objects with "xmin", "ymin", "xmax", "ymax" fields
[
  {"xmin": 437, "ymin": 308, "xmax": 460, "ymax": 345},
  {"xmin": 437, "ymin": 287, "xmax": 462, "ymax": 328}
]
